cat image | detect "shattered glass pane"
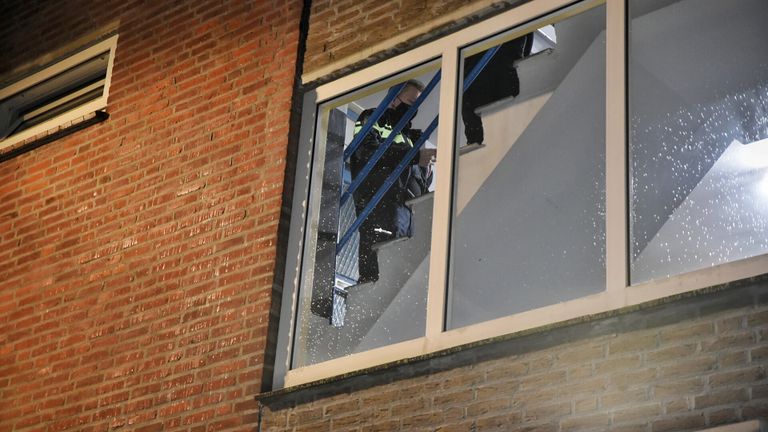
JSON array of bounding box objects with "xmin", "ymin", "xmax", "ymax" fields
[
  {"xmin": 292, "ymin": 66, "xmax": 441, "ymax": 368},
  {"xmin": 629, "ymin": 0, "xmax": 768, "ymax": 283}
]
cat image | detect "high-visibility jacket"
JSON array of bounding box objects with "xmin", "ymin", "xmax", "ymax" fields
[{"xmin": 350, "ymin": 107, "xmax": 431, "ymax": 230}]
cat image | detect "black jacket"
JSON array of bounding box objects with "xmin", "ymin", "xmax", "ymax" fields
[{"xmin": 350, "ymin": 107, "xmax": 431, "ymax": 212}]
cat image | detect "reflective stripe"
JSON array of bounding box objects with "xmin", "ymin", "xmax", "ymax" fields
[{"xmin": 354, "ymin": 122, "xmax": 411, "ymax": 146}]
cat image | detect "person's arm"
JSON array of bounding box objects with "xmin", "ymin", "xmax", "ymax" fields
[{"xmin": 418, "ymin": 148, "xmax": 437, "ymax": 167}]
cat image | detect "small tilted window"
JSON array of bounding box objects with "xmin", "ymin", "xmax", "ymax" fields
[{"xmin": 0, "ymin": 35, "xmax": 118, "ymax": 151}]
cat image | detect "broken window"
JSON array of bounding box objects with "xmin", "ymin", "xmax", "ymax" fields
[
  {"xmin": 629, "ymin": 0, "xmax": 768, "ymax": 283},
  {"xmin": 292, "ymin": 64, "xmax": 441, "ymax": 368}
]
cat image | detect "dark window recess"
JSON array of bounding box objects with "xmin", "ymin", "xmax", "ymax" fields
[{"xmin": 0, "ymin": 52, "xmax": 109, "ymax": 140}]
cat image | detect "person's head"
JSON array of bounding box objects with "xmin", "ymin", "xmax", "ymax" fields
[{"xmin": 391, "ymin": 79, "xmax": 425, "ymax": 108}]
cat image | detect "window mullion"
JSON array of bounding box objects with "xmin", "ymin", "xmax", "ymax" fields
[
  {"xmin": 605, "ymin": 0, "xmax": 628, "ymax": 298},
  {"xmin": 425, "ymin": 46, "xmax": 459, "ymax": 338}
]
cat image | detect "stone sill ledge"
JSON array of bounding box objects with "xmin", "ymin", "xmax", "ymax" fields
[{"xmin": 700, "ymin": 419, "xmax": 767, "ymax": 432}]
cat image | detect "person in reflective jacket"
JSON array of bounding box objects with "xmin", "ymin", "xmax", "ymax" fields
[{"xmin": 351, "ymin": 80, "xmax": 436, "ymax": 284}]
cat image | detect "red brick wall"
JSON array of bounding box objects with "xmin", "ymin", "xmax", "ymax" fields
[
  {"xmin": 304, "ymin": 0, "xmax": 469, "ymax": 71},
  {"xmin": 0, "ymin": 0, "xmax": 302, "ymax": 430},
  {"xmin": 302, "ymin": 0, "xmax": 526, "ymax": 79},
  {"xmin": 3, "ymin": 1, "xmax": 768, "ymax": 432}
]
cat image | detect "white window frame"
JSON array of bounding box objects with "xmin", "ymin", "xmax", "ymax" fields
[
  {"xmin": 0, "ymin": 35, "xmax": 118, "ymax": 151},
  {"xmin": 274, "ymin": 0, "xmax": 768, "ymax": 389}
]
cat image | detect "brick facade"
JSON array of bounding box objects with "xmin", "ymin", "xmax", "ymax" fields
[
  {"xmin": 302, "ymin": 0, "xmax": 527, "ymax": 82},
  {"xmin": 304, "ymin": 0, "xmax": 478, "ymax": 73},
  {"xmin": 2, "ymin": 0, "xmax": 767, "ymax": 431},
  {"xmin": 0, "ymin": 0, "xmax": 302, "ymax": 430}
]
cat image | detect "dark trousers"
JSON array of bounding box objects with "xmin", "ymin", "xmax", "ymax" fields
[
  {"xmin": 462, "ymin": 34, "xmax": 533, "ymax": 144},
  {"xmin": 355, "ymin": 198, "xmax": 412, "ymax": 283}
]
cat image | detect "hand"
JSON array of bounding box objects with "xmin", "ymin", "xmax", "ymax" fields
[{"xmin": 419, "ymin": 148, "xmax": 437, "ymax": 167}]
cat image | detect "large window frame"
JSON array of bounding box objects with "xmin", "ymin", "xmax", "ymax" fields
[{"xmin": 273, "ymin": 0, "xmax": 768, "ymax": 389}]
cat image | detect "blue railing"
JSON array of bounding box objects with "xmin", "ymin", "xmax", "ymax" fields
[
  {"xmin": 338, "ymin": 117, "xmax": 439, "ymax": 252},
  {"xmin": 336, "ymin": 46, "xmax": 500, "ymax": 257}
]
